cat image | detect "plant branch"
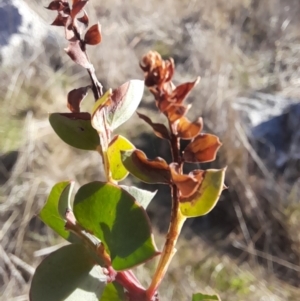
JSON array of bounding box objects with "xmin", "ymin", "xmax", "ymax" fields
[
  {"xmin": 146, "ymin": 188, "xmax": 185, "ymax": 299},
  {"xmin": 87, "ymin": 66, "xmax": 103, "ymax": 100},
  {"xmin": 116, "ymin": 271, "xmax": 147, "ymax": 300},
  {"xmin": 73, "ymin": 24, "xmax": 103, "ymax": 100},
  {"xmin": 146, "ymin": 123, "xmax": 186, "ymax": 300},
  {"xmin": 96, "ymin": 145, "xmax": 114, "ymax": 182}
]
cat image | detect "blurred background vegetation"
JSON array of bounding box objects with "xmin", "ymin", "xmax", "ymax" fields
[{"xmin": 1, "ymin": 0, "xmax": 300, "ymax": 300}]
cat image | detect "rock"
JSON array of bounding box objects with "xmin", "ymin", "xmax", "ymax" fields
[
  {"xmin": 0, "ymin": 0, "xmax": 62, "ymax": 68},
  {"xmin": 234, "ymin": 92, "xmax": 300, "ymax": 181},
  {"xmin": 234, "ymin": 92, "xmax": 300, "ymax": 128}
]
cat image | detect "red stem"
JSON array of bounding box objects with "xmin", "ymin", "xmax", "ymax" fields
[{"xmin": 116, "ymin": 271, "xmax": 148, "ymax": 301}]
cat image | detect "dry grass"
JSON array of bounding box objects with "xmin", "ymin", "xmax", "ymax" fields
[{"xmin": 1, "ymin": 0, "xmax": 300, "ymax": 300}]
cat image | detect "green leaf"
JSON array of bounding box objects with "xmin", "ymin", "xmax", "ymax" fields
[
  {"xmin": 49, "ymin": 113, "xmax": 100, "ymax": 150},
  {"xmin": 108, "ymin": 135, "xmax": 135, "ymax": 181},
  {"xmin": 180, "ymin": 169, "xmax": 226, "ymax": 218},
  {"xmin": 108, "ymin": 80, "xmax": 144, "ymax": 130},
  {"xmin": 192, "ymin": 293, "xmax": 221, "ymax": 301},
  {"xmin": 120, "ymin": 185, "xmax": 157, "ymax": 209},
  {"xmin": 30, "ymin": 244, "xmax": 107, "ymax": 301},
  {"xmin": 73, "ymin": 182, "xmax": 159, "ymax": 270},
  {"xmin": 40, "ymin": 181, "xmax": 79, "ymax": 242},
  {"xmin": 121, "ymin": 149, "xmax": 171, "ymax": 184},
  {"xmin": 100, "ymin": 283, "xmax": 126, "ymax": 301},
  {"xmin": 57, "ymin": 181, "xmax": 74, "ymax": 218}
]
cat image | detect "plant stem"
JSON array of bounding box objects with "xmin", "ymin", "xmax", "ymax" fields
[
  {"xmin": 72, "ymin": 25, "xmax": 103, "ymax": 100},
  {"xmin": 96, "ymin": 145, "xmax": 113, "ymax": 182},
  {"xmin": 146, "ymin": 132, "xmax": 186, "ymax": 300},
  {"xmin": 116, "ymin": 271, "xmax": 146, "ymax": 297},
  {"xmin": 87, "ymin": 66, "xmax": 103, "ymax": 100},
  {"xmin": 146, "ymin": 187, "xmax": 186, "ymax": 299},
  {"xmin": 170, "ymin": 132, "xmax": 181, "ymax": 165}
]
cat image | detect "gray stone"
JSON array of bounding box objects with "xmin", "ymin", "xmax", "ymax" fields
[
  {"xmin": 0, "ymin": 0, "xmax": 62, "ymax": 68},
  {"xmin": 234, "ymin": 92, "xmax": 300, "ymax": 181},
  {"xmin": 234, "ymin": 92, "xmax": 300, "ymax": 128}
]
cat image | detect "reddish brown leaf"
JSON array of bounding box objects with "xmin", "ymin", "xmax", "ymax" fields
[
  {"xmin": 131, "ymin": 150, "xmax": 170, "ymax": 179},
  {"xmin": 46, "ymin": 1, "xmax": 64, "ymax": 11},
  {"xmin": 170, "ymin": 77, "xmax": 200, "ymax": 105},
  {"xmin": 177, "ymin": 117, "xmax": 203, "ymax": 139},
  {"xmin": 166, "ymin": 104, "xmax": 189, "ymax": 123},
  {"xmin": 170, "ymin": 164, "xmax": 204, "ymax": 198},
  {"xmin": 67, "ymin": 86, "xmax": 90, "ymax": 113},
  {"xmin": 137, "ymin": 112, "xmax": 170, "ymax": 140},
  {"xmin": 140, "ymin": 52, "xmax": 174, "ymax": 88},
  {"xmin": 77, "ymin": 10, "xmax": 89, "ymax": 27},
  {"xmin": 156, "ymin": 97, "xmax": 167, "ymax": 113},
  {"xmin": 51, "ymin": 14, "xmax": 68, "ymax": 27},
  {"xmin": 71, "ymin": 0, "xmax": 88, "ymax": 20},
  {"xmin": 121, "ymin": 149, "xmax": 171, "ymax": 184},
  {"xmin": 165, "ymin": 59, "xmax": 175, "ymax": 83},
  {"xmin": 84, "ymin": 23, "xmax": 102, "ymax": 45},
  {"xmin": 183, "ymin": 134, "xmax": 222, "ymax": 163},
  {"xmin": 140, "ymin": 51, "xmax": 162, "ymax": 73},
  {"xmin": 64, "ymin": 40, "xmax": 90, "ymax": 68},
  {"xmin": 62, "ymin": 5, "xmax": 71, "ymax": 15}
]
